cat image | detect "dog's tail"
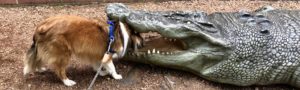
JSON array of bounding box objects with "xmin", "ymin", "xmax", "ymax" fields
[{"xmin": 23, "ymin": 35, "xmax": 38, "ymax": 76}]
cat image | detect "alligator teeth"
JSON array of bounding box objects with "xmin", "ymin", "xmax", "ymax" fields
[
  {"xmin": 161, "ymin": 52, "xmax": 165, "ymax": 55},
  {"xmin": 187, "ymin": 21, "xmax": 191, "ymax": 24},
  {"xmin": 148, "ymin": 50, "xmax": 151, "ymax": 54},
  {"xmin": 152, "ymin": 49, "xmax": 156, "ymax": 53},
  {"xmin": 157, "ymin": 50, "xmax": 160, "ymax": 54},
  {"xmin": 166, "ymin": 52, "xmax": 169, "ymax": 55}
]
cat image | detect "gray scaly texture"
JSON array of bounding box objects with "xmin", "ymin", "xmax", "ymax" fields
[{"xmin": 106, "ymin": 3, "xmax": 300, "ymax": 87}]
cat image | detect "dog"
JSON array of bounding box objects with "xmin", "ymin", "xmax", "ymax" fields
[{"xmin": 23, "ymin": 15, "xmax": 143, "ymax": 86}]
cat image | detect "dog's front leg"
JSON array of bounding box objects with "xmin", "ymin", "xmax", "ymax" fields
[
  {"xmin": 92, "ymin": 64, "xmax": 109, "ymax": 76},
  {"xmin": 104, "ymin": 60, "xmax": 122, "ymax": 79}
]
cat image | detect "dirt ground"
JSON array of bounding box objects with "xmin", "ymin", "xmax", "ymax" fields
[{"xmin": 1, "ymin": 0, "xmax": 300, "ymax": 90}]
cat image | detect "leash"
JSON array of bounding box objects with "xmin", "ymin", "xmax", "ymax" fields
[
  {"xmin": 87, "ymin": 20, "xmax": 115, "ymax": 90},
  {"xmin": 87, "ymin": 62, "xmax": 104, "ymax": 90}
]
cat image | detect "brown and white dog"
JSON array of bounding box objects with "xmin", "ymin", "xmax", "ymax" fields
[{"xmin": 23, "ymin": 15, "xmax": 142, "ymax": 86}]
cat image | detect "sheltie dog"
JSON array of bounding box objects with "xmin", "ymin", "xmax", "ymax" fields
[{"xmin": 23, "ymin": 15, "xmax": 142, "ymax": 86}]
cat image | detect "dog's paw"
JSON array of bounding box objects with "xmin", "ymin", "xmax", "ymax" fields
[
  {"xmin": 63, "ymin": 79, "xmax": 76, "ymax": 86},
  {"xmin": 112, "ymin": 74, "xmax": 122, "ymax": 80}
]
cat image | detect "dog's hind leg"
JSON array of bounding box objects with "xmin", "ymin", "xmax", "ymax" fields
[
  {"xmin": 52, "ymin": 53, "xmax": 76, "ymax": 86},
  {"xmin": 48, "ymin": 37, "xmax": 76, "ymax": 86}
]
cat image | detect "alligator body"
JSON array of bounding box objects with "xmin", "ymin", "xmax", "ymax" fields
[{"xmin": 106, "ymin": 3, "xmax": 300, "ymax": 87}]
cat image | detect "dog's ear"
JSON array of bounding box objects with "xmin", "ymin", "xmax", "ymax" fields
[{"xmin": 117, "ymin": 21, "xmax": 130, "ymax": 58}]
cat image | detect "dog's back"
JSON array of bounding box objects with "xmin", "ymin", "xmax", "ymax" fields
[{"xmin": 36, "ymin": 16, "xmax": 109, "ymax": 62}]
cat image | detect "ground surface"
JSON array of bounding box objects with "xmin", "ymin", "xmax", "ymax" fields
[{"xmin": 1, "ymin": 0, "xmax": 300, "ymax": 90}]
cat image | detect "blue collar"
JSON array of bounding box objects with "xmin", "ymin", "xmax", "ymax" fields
[
  {"xmin": 107, "ymin": 21, "xmax": 115, "ymax": 40},
  {"xmin": 106, "ymin": 20, "xmax": 115, "ymax": 53}
]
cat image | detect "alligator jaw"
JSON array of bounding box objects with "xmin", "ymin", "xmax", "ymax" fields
[{"xmin": 127, "ymin": 31, "xmax": 188, "ymax": 57}]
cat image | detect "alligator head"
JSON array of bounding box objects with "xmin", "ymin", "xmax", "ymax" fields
[
  {"xmin": 106, "ymin": 3, "xmax": 300, "ymax": 88},
  {"xmin": 107, "ymin": 3, "xmax": 231, "ymax": 71}
]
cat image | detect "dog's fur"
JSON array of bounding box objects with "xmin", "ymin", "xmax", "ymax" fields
[{"xmin": 23, "ymin": 15, "xmax": 142, "ymax": 86}]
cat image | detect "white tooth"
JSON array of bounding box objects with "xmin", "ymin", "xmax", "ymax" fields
[
  {"xmin": 161, "ymin": 52, "xmax": 165, "ymax": 55},
  {"xmin": 170, "ymin": 52, "xmax": 173, "ymax": 54},
  {"xmin": 166, "ymin": 52, "xmax": 169, "ymax": 55},
  {"xmin": 187, "ymin": 21, "xmax": 191, "ymax": 24},
  {"xmin": 157, "ymin": 50, "xmax": 160, "ymax": 54},
  {"xmin": 152, "ymin": 49, "xmax": 156, "ymax": 53},
  {"xmin": 148, "ymin": 50, "xmax": 151, "ymax": 54}
]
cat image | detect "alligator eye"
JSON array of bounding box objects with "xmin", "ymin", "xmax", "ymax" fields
[
  {"xmin": 260, "ymin": 29, "xmax": 269, "ymax": 34},
  {"xmin": 199, "ymin": 22, "xmax": 215, "ymax": 28}
]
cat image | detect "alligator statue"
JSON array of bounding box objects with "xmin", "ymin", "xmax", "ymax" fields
[{"xmin": 106, "ymin": 3, "xmax": 300, "ymax": 88}]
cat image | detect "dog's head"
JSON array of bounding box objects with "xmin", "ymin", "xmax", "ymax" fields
[{"xmin": 109, "ymin": 21, "xmax": 143, "ymax": 60}]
